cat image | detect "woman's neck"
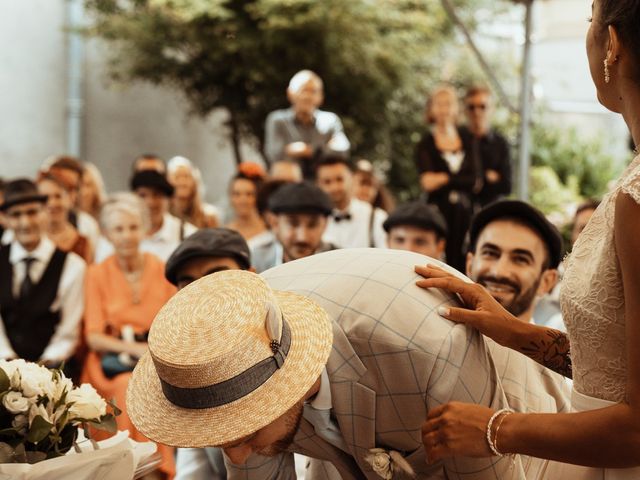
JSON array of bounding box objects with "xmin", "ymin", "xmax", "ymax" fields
[
  {"xmin": 434, "ymin": 122, "xmax": 456, "ymax": 136},
  {"xmin": 48, "ymin": 219, "xmax": 68, "ymax": 234},
  {"xmin": 234, "ymin": 210, "xmax": 261, "ymax": 225},
  {"xmin": 620, "ymin": 80, "xmax": 640, "ymax": 154},
  {"xmin": 116, "ymin": 252, "xmax": 144, "ymax": 273}
]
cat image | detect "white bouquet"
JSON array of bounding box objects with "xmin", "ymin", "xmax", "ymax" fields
[{"xmin": 0, "ymin": 359, "xmax": 119, "ymax": 463}]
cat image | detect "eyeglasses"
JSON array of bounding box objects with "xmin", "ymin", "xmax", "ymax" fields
[{"xmin": 466, "ymin": 103, "xmax": 487, "ymax": 112}]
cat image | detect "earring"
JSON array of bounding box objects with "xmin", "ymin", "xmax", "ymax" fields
[{"xmin": 604, "ymin": 58, "xmax": 610, "ymax": 84}]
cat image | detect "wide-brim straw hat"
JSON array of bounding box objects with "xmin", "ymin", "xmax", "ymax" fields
[{"xmin": 127, "ymin": 270, "xmax": 333, "ymax": 448}]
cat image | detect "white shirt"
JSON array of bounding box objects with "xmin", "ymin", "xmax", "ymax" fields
[
  {"xmin": 323, "ymin": 198, "xmax": 387, "ymax": 249},
  {"xmin": 303, "ymin": 368, "xmax": 348, "ymax": 452},
  {"xmin": 94, "ymin": 213, "xmax": 198, "ymax": 262},
  {"xmin": 76, "ymin": 211, "xmax": 100, "ymax": 250},
  {"xmin": 0, "ymin": 237, "xmax": 86, "ymax": 362}
]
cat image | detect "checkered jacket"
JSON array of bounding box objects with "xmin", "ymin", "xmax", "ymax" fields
[{"xmin": 224, "ymin": 249, "xmax": 569, "ymax": 479}]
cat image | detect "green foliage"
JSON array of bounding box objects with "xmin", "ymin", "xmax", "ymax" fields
[
  {"xmin": 530, "ymin": 122, "xmax": 620, "ymax": 200},
  {"xmin": 85, "ymin": 0, "xmax": 490, "ymax": 175}
]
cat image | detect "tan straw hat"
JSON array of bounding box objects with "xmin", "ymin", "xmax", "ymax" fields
[{"xmin": 126, "ymin": 270, "xmax": 333, "ymax": 447}]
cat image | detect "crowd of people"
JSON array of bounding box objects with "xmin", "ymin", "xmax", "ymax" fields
[{"xmin": 1, "ymin": 1, "xmax": 639, "ymax": 477}]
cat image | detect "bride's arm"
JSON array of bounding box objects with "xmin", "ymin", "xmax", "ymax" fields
[
  {"xmin": 414, "ymin": 266, "xmax": 573, "ymax": 378},
  {"xmin": 422, "ymin": 193, "xmax": 640, "ymax": 467},
  {"xmin": 496, "ymin": 192, "xmax": 640, "ymax": 466}
]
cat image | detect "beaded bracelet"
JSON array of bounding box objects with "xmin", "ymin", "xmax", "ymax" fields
[{"xmin": 486, "ymin": 408, "xmax": 514, "ymax": 456}]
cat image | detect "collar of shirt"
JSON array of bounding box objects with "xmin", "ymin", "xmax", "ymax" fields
[
  {"xmin": 149, "ymin": 213, "xmax": 180, "ymax": 244},
  {"xmin": 274, "ymin": 241, "xmax": 285, "ymax": 268},
  {"xmin": 9, "ymin": 236, "xmax": 55, "ymax": 266},
  {"xmin": 288, "ymin": 107, "xmax": 318, "ymax": 127},
  {"xmin": 308, "ymin": 367, "xmax": 332, "ymax": 411}
]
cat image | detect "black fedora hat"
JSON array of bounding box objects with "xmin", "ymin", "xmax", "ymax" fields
[{"xmin": 0, "ymin": 179, "xmax": 48, "ymax": 212}]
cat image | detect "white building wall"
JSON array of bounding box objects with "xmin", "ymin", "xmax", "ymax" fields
[{"xmin": 0, "ymin": 0, "xmax": 259, "ymax": 212}]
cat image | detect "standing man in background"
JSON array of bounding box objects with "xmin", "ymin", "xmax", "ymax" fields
[
  {"xmin": 462, "ymin": 86, "xmax": 512, "ymax": 207},
  {"xmin": 264, "ymin": 70, "xmax": 350, "ymax": 179}
]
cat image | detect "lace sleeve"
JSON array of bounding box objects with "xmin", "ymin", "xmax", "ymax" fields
[{"xmin": 620, "ymin": 157, "xmax": 640, "ymax": 204}]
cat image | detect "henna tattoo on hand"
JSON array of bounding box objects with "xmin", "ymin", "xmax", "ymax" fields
[{"xmin": 520, "ymin": 329, "xmax": 572, "ymax": 378}]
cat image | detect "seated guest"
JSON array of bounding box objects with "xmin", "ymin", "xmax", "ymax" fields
[
  {"xmin": 78, "ymin": 162, "xmax": 107, "ymax": 221},
  {"xmin": 264, "ymin": 70, "xmax": 350, "ymax": 179},
  {"xmin": 165, "ymin": 228, "xmax": 252, "ymax": 480},
  {"xmin": 383, "ymin": 201, "xmax": 447, "ymax": 260},
  {"xmin": 316, "ymin": 156, "xmax": 387, "ymax": 248},
  {"xmin": 127, "ymin": 248, "xmax": 569, "ymax": 480},
  {"xmin": 352, "ymin": 159, "xmax": 395, "ymax": 213},
  {"xmin": 37, "ymin": 172, "xmax": 93, "ymax": 263},
  {"xmin": 251, "ymin": 182, "xmax": 336, "ymax": 273},
  {"xmin": 225, "ymin": 163, "xmax": 269, "ymax": 247},
  {"xmin": 269, "ymin": 159, "xmax": 303, "ymax": 183},
  {"xmin": 97, "ymin": 170, "xmax": 197, "ymax": 262},
  {"xmin": 132, "ymin": 153, "xmax": 167, "ymax": 174},
  {"xmin": 466, "ymin": 200, "xmax": 564, "ymax": 330},
  {"xmin": 43, "ymin": 156, "xmax": 101, "ymax": 251},
  {"xmin": 167, "ymin": 156, "xmax": 220, "ymax": 229},
  {"xmin": 0, "ymin": 179, "xmax": 85, "ymax": 370},
  {"xmin": 83, "ymin": 193, "xmax": 176, "ymax": 478}
]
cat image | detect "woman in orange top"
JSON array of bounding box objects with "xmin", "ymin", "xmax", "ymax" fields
[{"xmin": 83, "ymin": 193, "xmax": 177, "ymax": 478}]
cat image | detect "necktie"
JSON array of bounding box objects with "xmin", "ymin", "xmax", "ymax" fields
[
  {"xmin": 20, "ymin": 257, "xmax": 36, "ymax": 300},
  {"xmin": 303, "ymin": 403, "xmax": 349, "ymax": 452},
  {"xmin": 332, "ymin": 212, "xmax": 352, "ymax": 222}
]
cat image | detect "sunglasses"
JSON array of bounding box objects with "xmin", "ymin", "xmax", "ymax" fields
[{"xmin": 466, "ymin": 103, "xmax": 487, "ymax": 112}]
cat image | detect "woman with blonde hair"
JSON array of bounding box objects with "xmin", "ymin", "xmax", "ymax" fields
[
  {"xmin": 167, "ymin": 156, "xmax": 219, "ymax": 229},
  {"xmin": 78, "ymin": 162, "xmax": 107, "ymax": 220},
  {"xmin": 414, "ymin": 84, "xmax": 479, "ymax": 271},
  {"xmin": 83, "ymin": 193, "xmax": 176, "ymax": 478}
]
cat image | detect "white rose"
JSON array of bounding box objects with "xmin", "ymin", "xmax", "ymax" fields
[
  {"xmin": 366, "ymin": 448, "xmax": 393, "ymax": 480},
  {"xmin": 20, "ymin": 363, "xmax": 55, "ymax": 399},
  {"xmin": 3, "ymin": 391, "xmax": 30, "ymax": 414},
  {"xmin": 52, "ymin": 375, "xmax": 73, "ymax": 403},
  {"xmin": 67, "ymin": 384, "xmax": 107, "ymax": 421}
]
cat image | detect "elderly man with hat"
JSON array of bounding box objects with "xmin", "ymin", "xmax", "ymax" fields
[
  {"xmin": 251, "ymin": 181, "xmax": 337, "ymax": 273},
  {"xmin": 0, "ymin": 179, "xmax": 85, "ymax": 368},
  {"xmin": 165, "ymin": 227, "xmax": 252, "ymax": 479},
  {"xmin": 464, "ymin": 199, "xmax": 564, "ymax": 329},
  {"xmin": 127, "ymin": 247, "xmax": 569, "ymax": 479},
  {"xmin": 384, "ymin": 201, "xmax": 448, "ymax": 261}
]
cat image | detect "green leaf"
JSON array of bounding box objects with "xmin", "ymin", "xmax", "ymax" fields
[
  {"xmin": 26, "ymin": 415, "xmax": 53, "ymax": 444},
  {"xmin": 0, "ymin": 367, "xmax": 10, "ymax": 393},
  {"xmin": 88, "ymin": 414, "xmax": 117, "ymax": 434},
  {"xmin": 108, "ymin": 398, "xmax": 122, "ymax": 417},
  {"xmin": 0, "ymin": 427, "xmax": 19, "ymax": 437}
]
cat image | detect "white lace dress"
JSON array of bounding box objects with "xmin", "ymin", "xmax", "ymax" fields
[{"xmin": 542, "ymin": 155, "xmax": 640, "ymax": 479}]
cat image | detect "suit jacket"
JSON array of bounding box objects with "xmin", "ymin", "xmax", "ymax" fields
[{"xmin": 225, "ymin": 248, "xmax": 570, "ymax": 479}]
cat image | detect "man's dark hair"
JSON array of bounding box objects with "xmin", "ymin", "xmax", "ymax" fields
[
  {"xmin": 599, "ymin": 0, "xmax": 640, "ymax": 80},
  {"xmin": 0, "ymin": 178, "xmax": 5, "ymax": 193},
  {"xmin": 49, "ymin": 156, "xmax": 84, "ymax": 179},
  {"xmin": 575, "ymin": 199, "xmax": 601, "ymax": 218},
  {"xmin": 314, "ymin": 155, "xmax": 353, "ymax": 174}
]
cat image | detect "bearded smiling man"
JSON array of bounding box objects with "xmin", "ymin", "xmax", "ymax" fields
[{"xmin": 465, "ymin": 200, "xmax": 562, "ymax": 325}]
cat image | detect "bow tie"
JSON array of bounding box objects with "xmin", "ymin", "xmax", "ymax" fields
[{"xmin": 332, "ymin": 212, "xmax": 352, "ymax": 222}]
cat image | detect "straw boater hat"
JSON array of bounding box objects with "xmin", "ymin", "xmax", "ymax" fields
[{"xmin": 127, "ymin": 270, "xmax": 333, "ymax": 447}]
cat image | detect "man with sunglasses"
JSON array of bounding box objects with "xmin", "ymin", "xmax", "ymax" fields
[{"xmin": 462, "ymin": 86, "xmax": 512, "ymax": 207}]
